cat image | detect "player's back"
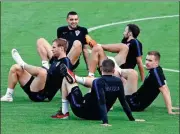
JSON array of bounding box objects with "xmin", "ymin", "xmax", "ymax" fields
[{"xmin": 95, "ymin": 75, "xmax": 124, "ymax": 111}]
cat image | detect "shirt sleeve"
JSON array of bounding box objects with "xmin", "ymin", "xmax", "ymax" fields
[
  {"xmin": 57, "ymin": 27, "xmax": 63, "ymax": 38},
  {"xmin": 133, "ymin": 40, "xmax": 143, "ymax": 57},
  {"xmin": 117, "ymin": 81, "xmax": 135, "ymax": 121},
  {"xmin": 92, "ymin": 79, "xmax": 108, "ymax": 124},
  {"xmin": 152, "ymin": 68, "xmax": 166, "ymax": 87}
]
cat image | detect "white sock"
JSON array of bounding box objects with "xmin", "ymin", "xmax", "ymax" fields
[
  {"xmin": 62, "ymin": 99, "xmax": 69, "ymax": 114},
  {"xmin": 75, "ymin": 75, "xmax": 86, "ymax": 85},
  {"xmin": 88, "ymin": 72, "xmax": 94, "ymax": 77},
  {"xmin": 5, "ymin": 88, "xmax": 14, "ymax": 97},
  {"xmin": 42, "ymin": 60, "xmax": 49, "ymax": 69}
]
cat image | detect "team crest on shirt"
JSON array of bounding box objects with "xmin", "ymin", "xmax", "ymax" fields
[
  {"xmin": 56, "ymin": 61, "xmax": 61, "ymax": 67},
  {"xmin": 75, "ymin": 30, "xmax": 80, "ymax": 36}
]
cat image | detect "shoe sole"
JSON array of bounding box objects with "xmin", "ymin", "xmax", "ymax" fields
[
  {"xmin": 51, "ymin": 116, "xmax": 69, "ymax": 119},
  {"xmin": 11, "ymin": 49, "xmax": 21, "ymax": 64},
  {"xmin": 60, "ymin": 64, "xmax": 75, "ymax": 84}
]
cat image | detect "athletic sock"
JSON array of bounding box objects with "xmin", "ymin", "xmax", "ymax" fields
[
  {"xmin": 5, "ymin": 88, "xmax": 14, "ymax": 97},
  {"xmin": 62, "ymin": 99, "xmax": 69, "ymax": 114},
  {"xmin": 75, "ymin": 75, "xmax": 86, "ymax": 85},
  {"xmin": 42, "ymin": 60, "xmax": 49, "ymax": 69},
  {"xmin": 88, "ymin": 72, "xmax": 94, "ymax": 77}
]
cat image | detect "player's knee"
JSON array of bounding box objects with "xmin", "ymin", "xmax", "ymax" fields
[
  {"xmin": 129, "ymin": 69, "xmax": 138, "ymax": 79},
  {"xmin": 121, "ymin": 43, "xmax": 129, "ymax": 52},
  {"xmin": 36, "ymin": 38, "xmax": 46, "ymax": 48},
  {"xmin": 10, "ymin": 64, "xmax": 22, "ymax": 73},
  {"xmin": 73, "ymin": 40, "xmax": 82, "ymax": 49},
  {"xmin": 37, "ymin": 67, "xmax": 47, "ymax": 77},
  {"xmin": 92, "ymin": 45, "xmax": 102, "ymax": 53}
]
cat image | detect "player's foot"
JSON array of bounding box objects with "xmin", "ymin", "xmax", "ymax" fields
[
  {"xmin": 51, "ymin": 110, "xmax": 69, "ymax": 119},
  {"xmin": 59, "ymin": 63, "xmax": 75, "ymax": 84},
  {"xmin": 0, "ymin": 95, "xmax": 13, "ymax": 102},
  {"xmin": 11, "ymin": 49, "xmax": 25, "ymax": 68},
  {"xmin": 85, "ymin": 35, "xmax": 97, "ymax": 48}
]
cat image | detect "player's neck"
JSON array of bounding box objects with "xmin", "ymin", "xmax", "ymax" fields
[
  {"xmin": 102, "ymin": 72, "xmax": 113, "ymax": 76},
  {"xmin": 68, "ymin": 26, "xmax": 77, "ymax": 30},
  {"xmin": 127, "ymin": 36, "xmax": 134, "ymax": 41},
  {"xmin": 57, "ymin": 54, "xmax": 67, "ymax": 59}
]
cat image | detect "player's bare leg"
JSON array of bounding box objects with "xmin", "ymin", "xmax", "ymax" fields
[
  {"xmin": 67, "ymin": 40, "xmax": 82, "ymax": 66},
  {"xmin": 101, "ymin": 43, "xmax": 129, "ymax": 66},
  {"xmin": 36, "ymin": 38, "xmax": 53, "ymax": 69},
  {"xmin": 120, "ymin": 69, "xmax": 138, "ymax": 95},
  {"xmin": 12, "ymin": 49, "xmax": 47, "ymax": 92},
  {"xmin": 88, "ymin": 45, "xmax": 107, "ymax": 76},
  {"xmin": 1, "ymin": 64, "xmax": 32, "ymax": 102}
]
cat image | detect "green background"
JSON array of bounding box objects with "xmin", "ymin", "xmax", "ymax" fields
[{"xmin": 1, "ymin": 2, "xmax": 179, "ymax": 134}]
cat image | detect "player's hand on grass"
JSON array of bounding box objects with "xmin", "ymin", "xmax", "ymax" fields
[
  {"xmin": 135, "ymin": 119, "xmax": 145, "ymax": 122},
  {"xmin": 101, "ymin": 123, "xmax": 112, "ymax": 127}
]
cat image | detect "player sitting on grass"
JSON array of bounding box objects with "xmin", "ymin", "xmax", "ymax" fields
[
  {"xmin": 52, "ymin": 59, "xmax": 145, "ymax": 126},
  {"xmin": 1, "ymin": 38, "xmax": 75, "ymax": 102},
  {"xmin": 75, "ymin": 51, "xmax": 180, "ymax": 115},
  {"xmin": 124, "ymin": 51, "xmax": 179, "ymax": 114},
  {"xmin": 85, "ymin": 35, "xmax": 139, "ymax": 98}
]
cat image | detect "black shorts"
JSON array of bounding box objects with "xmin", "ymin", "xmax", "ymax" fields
[
  {"xmin": 72, "ymin": 59, "xmax": 80, "ymax": 70},
  {"xmin": 67, "ymin": 86, "xmax": 101, "ymax": 120},
  {"xmin": 21, "ymin": 76, "xmax": 48, "ymax": 102},
  {"xmin": 125, "ymin": 93, "xmax": 144, "ymax": 111}
]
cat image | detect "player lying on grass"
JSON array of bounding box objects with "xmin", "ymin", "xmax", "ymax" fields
[
  {"xmin": 1, "ymin": 38, "xmax": 75, "ymax": 102},
  {"xmin": 86, "ymin": 23, "xmax": 145, "ymax": 81},
  {"xmin": 75, "ymin": 51, "xmax": 180, "ymax": 115},
  {"xmin": 52, "ymin": 59, "xmax": 145, "ymax": 126}
]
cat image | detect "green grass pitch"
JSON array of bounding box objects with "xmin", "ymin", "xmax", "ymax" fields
[{"xmin": 1, "ymin": 2, "xmax": 179, "ymax": 134}]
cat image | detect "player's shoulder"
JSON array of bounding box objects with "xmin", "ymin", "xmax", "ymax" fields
[
  {"xmin": 150, "ymin": 66, "xmax": 164, "ymax": 76},
  {"xmin": 57, "ymin": 26, "xmax": 69, "ymax": 31},
  {"xmin": 77, "ymin": 26, "xmax": 88, "ymax": 31},
  {"xmin": 112, "ymin": 76, "xmax": 122, "ymax": 82},
  {"xmin": 130, "ymin": 39, "xmax": 142, "ymax": 45}
]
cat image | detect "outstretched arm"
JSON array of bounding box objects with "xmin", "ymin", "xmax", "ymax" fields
[
  {"xmin": 159, "ymin": 85, "xmax": 179, "ymax": 114},
  {"xmin": 92, "ymin": 79, "xmax": 109, "ymax": 125},
  {"xmin": 136, "ymin": 56, "xmax": 145, "ymax": 81}
]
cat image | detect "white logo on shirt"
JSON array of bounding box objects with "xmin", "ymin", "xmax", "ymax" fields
[
  {"xmin": 56, "ymin": 61, "xmax": 61, "ymax": 67},
  {"xmin": 75, "ymin": 30, "xmax": 80, "ymax": 36}
]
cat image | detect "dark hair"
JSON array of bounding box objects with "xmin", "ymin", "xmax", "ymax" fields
[
  {"xmin": 52, "ymin": 38, "xmax": 68, "ymax": 52},
  {"xmin": 67, "ymin": 11, "xmax": 78, "ymax": 18},
  {"xmin": 147, "ymin": 51, "xmax": 161, "ymax": 61},
  {"xmin": 102, "ymin": 59, "xmax": 115, "ymax": 73},
  {"xmin": 127, "ymin": 24, "xmax": 140, "ymax": 38}
]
